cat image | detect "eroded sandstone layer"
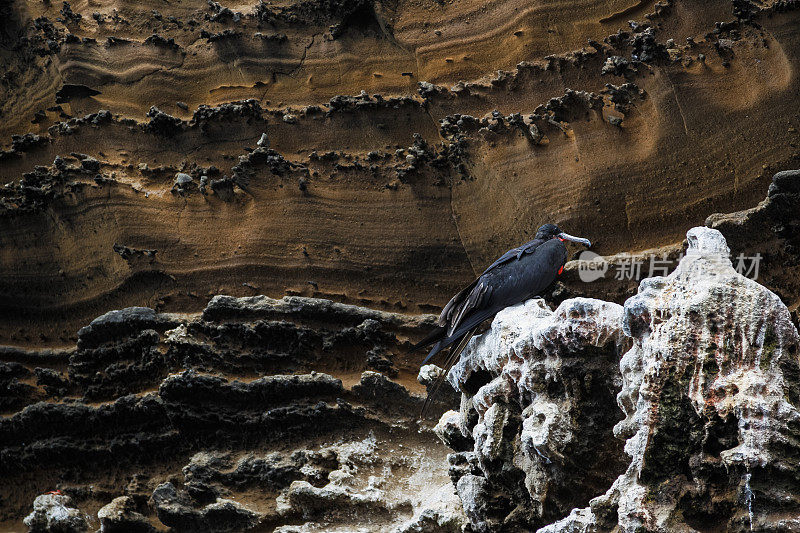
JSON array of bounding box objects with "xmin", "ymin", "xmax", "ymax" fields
[
  {"xmin": 437, "ymin": 227, "xmax": 800, "ymax": 532},
  {"xmin": 2, "ymin": 0, "xmax": 800, "ymax": 340},
  {"xmin": 0, "ymin": 295, "xmax": 467, "ymax": 531}
]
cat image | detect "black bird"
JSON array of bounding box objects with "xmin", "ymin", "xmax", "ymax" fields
[{"xmin": 414, "ymin": 223, "xmax": 591, "ymax": 415}]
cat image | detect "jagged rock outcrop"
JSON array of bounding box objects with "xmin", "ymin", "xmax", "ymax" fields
[
  {"xmin": 3, "ymin": 295, "xmax": 462, "ymax": 531},
  {"xmin": 23, "ymin": 493, "xmax": 88, "ymax": 532},
  {"xmin": 97, "ymin": 496, "xmax": 155, "ymax": 533},
  {"xmin": 707, "ymin": 168, "xmax": 800, "ymax": 318},
  {"xmin": 441, "ymin": 297, "xmax": 629, "ymax": 531},
  {"xmin": 438, "ymin": 227, "xmax": 800, "ymax": 532},
  {"xmin": 150, "ymin": 482, "xmax": 261, "ymax": 532}
]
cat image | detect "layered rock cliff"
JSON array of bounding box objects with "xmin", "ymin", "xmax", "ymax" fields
[
  {"xmin": 0, "ymin": 295, "xmax": 467, "ymax": 531},
  {"xmin": 3, "ymin": 0, "xmax": 800, "ymax": 529},
  {"xmin": 438, "ymin": 226, "xmax": 800, "ymax": 532},
  {"xmin": 2, "ymin": 0, "xmax": 800, "ymax": 341},
  {"xmin": 2, "ymin": 184, "xmax": 798, "ymax": 530}
]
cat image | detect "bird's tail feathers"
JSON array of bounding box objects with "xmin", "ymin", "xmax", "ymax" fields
[
  {"xmin": 420, "ymin": 327, "xmax": 477, "ymax": 419},
  {"xmin": 409, "ymin": 326, "xmax": 446, "ymax": 355},
  {"xmin": 420, "ymin": 340, "xmax": 444, "ymax": 366}
]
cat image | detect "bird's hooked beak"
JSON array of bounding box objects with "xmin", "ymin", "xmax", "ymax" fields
[{"xmin": 558, "ymin": 232, "xmax": 592, "ymax": 247}]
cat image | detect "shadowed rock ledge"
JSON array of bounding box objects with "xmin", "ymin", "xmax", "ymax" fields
[
  {"xmin": 435, "ymin": 227, "xmax": 800, "ymax": 532},
  {"xmin": 0, "ymin": 295, "xmax": 464, "ymax": 532}
]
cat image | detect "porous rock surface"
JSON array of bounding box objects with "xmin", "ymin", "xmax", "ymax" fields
[
  {"xmin": 97, "ymin": 496, "xmax": 154, "ymax": 533},
  {"xmin": 23, "ymin": 493, "xmax": 88, "ymax": 533},
  {"xmin": 2, "ymin": 295, "xmax": 463, "ymax": 532},
  {"xmin": 439, "ymin": 227, "xmax": 800, "ymax": 532}
]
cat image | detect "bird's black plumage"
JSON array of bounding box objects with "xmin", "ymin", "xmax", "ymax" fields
[{"xmin": 415, "ymin": 224, "xmax": 591, "ymax": 415}]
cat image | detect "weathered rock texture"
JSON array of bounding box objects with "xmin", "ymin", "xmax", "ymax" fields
[
  {"xmin": 1, "ymin": 0, "xmax": 800, "ymax": 528},
  {"xmin": 0, "ymin": 296, "xmax": 463, "ymax": 532},
  {"xmin": 439, "ymin": 227, "xmax": 800, "ymax": 532},
  {"xmin": 23, "ymin": 493, "xmax": 88, "ymax": 533},
  {"xmin": 440, "ymin": 297, "xmax": 630, "ymax": 531},
  {"xmin": 2, "ymin": 0, "xmax": 800, "ymax": 341}
]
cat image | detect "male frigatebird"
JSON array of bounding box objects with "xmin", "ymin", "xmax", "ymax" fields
[{"xmin": 414, "ymin": 223, "xmax": 591, "ymax": 414}]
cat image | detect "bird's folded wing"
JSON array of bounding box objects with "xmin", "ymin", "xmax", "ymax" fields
[
  {"xmin": 437, "ymin": 279, "xmax": 478, "ymax": 327},
  {"xmin": 439, "ymin": 240, "xmax": 539, "ymax": 328},
  {"xmin": 447, "ymin": 281, "xmax": 492, "ymax": 336},
  {"xmin": 480, "ymin": 239, "xmax": 539, "ymax": 274}
]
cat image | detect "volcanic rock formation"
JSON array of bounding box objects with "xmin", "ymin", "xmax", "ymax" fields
[
  {"xmin": 0, "ymin": 296, "xmax": 465, "ymax": 531},
  {"xmin": 3, "ymin": 0, "xmax": 800, "ymax": 529},
  {"xmin": 2, "ymin": 0, "xmax": 800, "ymax": 341},
  {"xmin": 437, "ymin": 226, "xmax": 800, "ymax": 532}
]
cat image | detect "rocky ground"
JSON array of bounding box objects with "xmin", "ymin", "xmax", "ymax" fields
[
  {"xmin": 3, "ymin": 0, "xmax": 800, "ymax": 530},
  {"xmin": 1, "ymin": 295, "xmax": 467, "ymax": 531}
]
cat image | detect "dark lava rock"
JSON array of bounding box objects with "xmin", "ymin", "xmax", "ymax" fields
[
  {"xmin": 145, "ymin": 106, "xmax": 183, "ymax": 136},
  {"xmin": 80, "ymin": 156, "xmax": 100, "ymax": 172},
  {"xmin": 766, "ymin": 169, "xmax": 800, "ymax": 251},
  {"xmin": 417, "ymin": 81, "xmax": 448, "ymax": 99},
  {"xmin": 70, "ymin": 328, "xmax": 165, "ymax": 400},
  {"xmin": 200, "ymin": 295, "xmax": 431, "ymax": 330},
  {"xmin": 76, "ymin": 307, "xmax": 177, "ymax": 349},
  {"xmin": 327, "ymin": 92, "xmax": 420, "ymax": 114},
  {"xmin": 182, "ymin": 450, "xmax": 318, "ymax": 490},
  {"xmin": 231, "ymin": 147, "xmax": 301, "ymax": 187},
  {"xmin": 144, "ymin": 33, "xmax": 180, "ymax": 50},
  {"xmin": 190, "ymin": 100, "xmax": 262, "ymax": 125},
  {"xmin": 0, "ymin": 361, "xmax": 30, "ymax": 381},
  {"xmin": 55, "ymin": 84, "xmax": 101, "ymax": 103},
  {"xmin": 630, "ymin": 27, "xmax": 668, "ymax": 62},
  {"xmin": 150, "ymin": 482, "xmax": 260, "ymax": 532},
  {"xmin": 97, "ymin": 496, "xmax": 155, "ymax": 533},
  {"xmin": 365, "ymin": 347, "xmax": 397, "ymax": 377},
  {"xmin": 0, "ymin": 394, "xmax": 174, "ymax": 475},
  {"xmin": 150, "ymin": 482, "xmax": 206, "ymax": 531},
  {"xmin": 352, "ymin": 371, "xmax": 420, "ymax": 411},
  {"xmin": 540, "ymin": 89, "xmax": 603, "ymax": 123},
  {"xmin": 11, "ymin": 133, "xmax": 48, "ymax": 152},
  {"xmin": 200, "ymin": 29, "xmax": 241, "ymax": 42},
  {"xmin": 59, "ymin": 1, "xmax": 82, "ymax": 24},
  {"xmin": 0, "ymin": 362, "xmax": 38, "ymax": 411},
  {"xmin": 602, "ymin": 82, "xmax": 646, "ymax": 114},
  {"xmin": 158, "ymin": 370, "xmax": 342, "ymax": 407},
  {"xmin": 112, "ymin": 243, "xmax": 157, "ymax": 261},
  {"xmin": 601, "ymin": 56, "xmax": 634, "ymax": 76},
  {"xmin": 34, "ymin": 367, "xmax": 70, "ymax": 397}
]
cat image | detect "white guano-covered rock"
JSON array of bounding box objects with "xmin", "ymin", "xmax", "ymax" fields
[
  {"xmin": 441, "ymin": 296, "xmax": 629, "ymax": 530},
  {"xmin": 24, "ymin": 493, "xmax": 88, "ymax": 533},
  {"xmin": 600, "ymin": 226, "xmax": 800, "ymax": 533},
  {"xmin": 439, "ymin": 226, "xmax": 800, "ymax": 533}
]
